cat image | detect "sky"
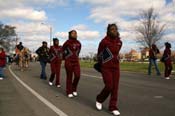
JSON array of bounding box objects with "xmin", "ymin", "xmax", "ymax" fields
[{"xmin": 0, "ymin": 0, "xmax": 175, "ymax": 56}]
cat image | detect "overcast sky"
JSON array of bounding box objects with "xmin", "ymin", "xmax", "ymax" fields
[{"xmin": 0, "ymin": 0, "xmax": 174, "ymax": 56}]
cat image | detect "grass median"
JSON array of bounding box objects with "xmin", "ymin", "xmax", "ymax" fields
[{"xmin": 80, "ymin": 60, "xmax": 175, "ymax": 74}]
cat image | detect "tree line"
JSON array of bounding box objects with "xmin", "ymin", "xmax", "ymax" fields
[{"xmin": 0, "ymin": 22, "xmax": 16, "ymax": 52}]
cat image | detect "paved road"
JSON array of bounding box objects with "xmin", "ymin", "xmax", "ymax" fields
[{"xmin": 0, "ymin": 62, "xmax": 175, "ymax": 116}]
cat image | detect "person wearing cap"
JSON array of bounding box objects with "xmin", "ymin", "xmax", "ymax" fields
[
  {"xmin": 162, "ymin": 42, "xmax": 173, "ymax": 79},
  {"xmin": 148, "ymin": 44, "xmax": 161, "ymax": 76},
  {"xmin": 95, "ymin": 24, "xmax": 122, "ymax": 116},
  {"xmin": 62, "ymin": 30, "xmax": 81, "ymax": 98},
  {"xmin": 48, "ymin": 38, "xmax": 63, "ymax": 87},
  {"xmin": 36, "ymin": 41, "xmax": 50, "ymax": 80}
]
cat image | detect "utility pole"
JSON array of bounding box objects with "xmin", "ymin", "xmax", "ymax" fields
[{"xmin": 41, "ymin": 23, "xmax": 52, "ymax": 46}]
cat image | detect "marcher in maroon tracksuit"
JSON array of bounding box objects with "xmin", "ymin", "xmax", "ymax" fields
[
  {"xmin": 62, "ymin": 30, "xmax": 81, "ymax": 98},
  {"xmin": 96, "ymin": 24, "xmax": 122, "ymax": 116},
  {"xmin": 162, "ymin": 42, "xmax": 173, "ymax": 79},
  {"xmin": 49, "ymin": 38, "xmax": 63, "ymax": 87}
]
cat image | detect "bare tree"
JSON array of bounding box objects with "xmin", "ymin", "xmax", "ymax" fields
[{"xmin": 135, "ymin": 7, "xmax": 166, "ymax": 48}]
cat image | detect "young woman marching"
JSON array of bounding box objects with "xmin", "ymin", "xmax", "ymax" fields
[
  {"xmin": 62, "ymin": 30, "xmax": 81, "ymax": 98},
  {"xmin": 96, "ymin": 24, "xmax": 122, "ymax": 116},
  {"xmin": 49, "ymin": 38, "xmax": 63, "ymax": 87}
]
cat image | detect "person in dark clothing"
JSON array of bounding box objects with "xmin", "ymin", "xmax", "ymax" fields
[
  {"xmin": 162, "ymin": 42, "xmax": 173, "ymax": 79},
  {"xmin": 36, "ymin": 41, "xmax": 50, "ymax": 80},
  {"xmin": 148, "ymin": 44, "xmax": 161, "ymax": 76},
  {"xmin": 96, "ymin": 24, "xmax": 122, "ymax": 116},
  {"xmin": 15, "ymin": 42, "xmax": 24, "ymax": 64},
  {"xmin": 16, "ymin": 42, "xmax": 24, "ymax": 51}
]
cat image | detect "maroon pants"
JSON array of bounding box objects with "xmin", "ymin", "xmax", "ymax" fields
[
  {"xmin": 49, "ymin": 61, "xmax": 61, "ymax": 85},
  {"xmin": 164, "ymin": 61, "xmax": 173, "ymax": 77},
  {"xmin": 97, "ymin": 67, "xmax": 120, "ymax": 111},
  {"xmin": 65, "ymin": 61, "xmax": 80, "ymax": 95}
]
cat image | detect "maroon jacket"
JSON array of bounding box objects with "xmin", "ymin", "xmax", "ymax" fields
[
  {"xmin": 62, "ymin": 39, "xmax": 81, "ymax": 62},
  {"xmin": 163, "ymin": 47, "xmax": 171, "ymax": 63},
  {"xmin": 0, "ymin": 51, "xmax": 6, "ymax": 67},
  {"xmin": 97, "ymin": 36, "xmax": 122, "ymax": 68},
  {"xmin": 49, "ymin": 45, "xmax": 62, "ymax": 63},
  {"xmin": 149, "ymin": 47, "xmax": 159, "ymax": 60}
]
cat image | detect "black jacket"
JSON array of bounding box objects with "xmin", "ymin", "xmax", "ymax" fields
[
  {"xmin": 36, "ymin": 46, "xmax": 50, "ymax": 62},
  {"xmin": 16, "ymin": 44, "xmax": 24, "ymax": 51}
]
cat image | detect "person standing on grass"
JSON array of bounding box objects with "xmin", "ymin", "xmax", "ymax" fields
[
  {"xmin": 148, "ymin": 44, "xmax": 161, "ymax": 76},
  {"xmin": 36, "ymin": 41, "xmax": 50, "ymax": 80},
  {"xmin": 62, "ymin": 30, "xmax": 81, "ymax": 98},
  {"xmin": 48, "ymin": 38, "xmax": 63, "ymax": 88},
  {"xmin": 95, "ymin": 24, "xmax": 122, "ymax": 116},
  {"xmin": 0, "ymin": 48, "xmax": 6, "ymax": 80},
  {"xmin": 162, "ymin": 42, "xmax": 173, "ymax": 79}
]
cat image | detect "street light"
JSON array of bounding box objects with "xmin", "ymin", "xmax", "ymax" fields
[{"xmin": 41, "ymin": 23, "xmax": 52, "ymax": 46}]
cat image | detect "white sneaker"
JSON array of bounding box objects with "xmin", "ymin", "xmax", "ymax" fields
[
  {"xmin": 111, "ymin": 110, "xmax": 120, "ymax": 116},
  {"xmin": 73, "ymin": 92, "xmax": 78, "ymax": 96},
  {"xmin": 57, "ymin": 85, "xmax": 61, "ymax": 88},
  {"xmin": 96, "ymin": 101, "xmax": 102, "ymax": 110},
  {"xmin": 68, "ymin": 94, "xmax": 74, "ymax": 98},
  {"xmin": 49, "ymin": 82, "xmax": 53, "ymax": 86},
  {"xmin": 165, "ymin": 77, "xmax": 170, "ymax": 80},
  {"xmin": 0, "ymin": 77, "xmax": 3, "ymax": 80}
]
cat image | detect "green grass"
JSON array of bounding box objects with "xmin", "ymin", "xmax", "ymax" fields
[
  {"xmin": 80, "ymin": 60, "xmax": 96, "ymax": 68},
  {"xmin": 120, "ymin": 62, "xmax": 165, "ymax": 73},
  {"xmin": 80, "ymin": 60, "xmax": 175, "ymax": 73}
]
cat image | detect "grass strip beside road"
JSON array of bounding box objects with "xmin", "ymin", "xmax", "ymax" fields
[{"xmin": 80, "ymin": 60, "xmax": 175, "ymax": 73}]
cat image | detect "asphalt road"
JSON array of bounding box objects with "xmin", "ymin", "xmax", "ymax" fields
[{"xmin": 0, "ymin": 62, "xmax": 175, "ymax": 116}]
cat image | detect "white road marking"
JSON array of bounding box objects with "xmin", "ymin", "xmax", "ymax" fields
[
  {"xmin": 154, "ymin": 96, "xmax": 164, "ymax": 99},
  {"xmin": 81, "ymin": 73, "xmax": 101, "ymax": 79},
  {"xmin": 8, "ymin": 66, "xmax": 68, "ymax": 116}
]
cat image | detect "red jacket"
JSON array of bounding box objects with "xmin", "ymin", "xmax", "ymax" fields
[
  {"xmin": 49, "ymin": 45, "xmax": 62, "ymax": 63},
  {"xmin": 0, "ymin": 51, "xmax": 6, "ymax": 67},
  {"xmin": 62, "ymin": 39, "xmax": 81, "ymax": 62},
  {"xmin": 97, "ymin": 36, "xmax": 122, "ymax": 68}
]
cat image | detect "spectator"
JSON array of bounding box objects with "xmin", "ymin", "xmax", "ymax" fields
[
  {"xmin": 0, "ymin": 48, "xmax": 6, "ymax": 80},
  {"xmin": 148, "ymin": 44, "xmax": 161, "ymax": 76},
  {"xmin": 162, "ymin": 42, "xmax": 173, "ymax": 79},
  {"xmin": 36, "ymin": 41, "xmax": 50, "ymax": 80}
]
